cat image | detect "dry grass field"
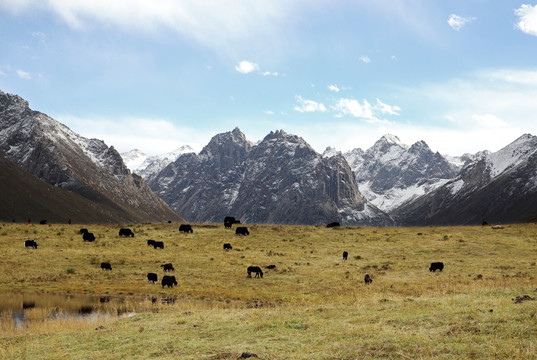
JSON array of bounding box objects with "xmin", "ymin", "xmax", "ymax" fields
[{"xmin": 0, "ymin": 222, "xmax": 536, "ymax": 359}]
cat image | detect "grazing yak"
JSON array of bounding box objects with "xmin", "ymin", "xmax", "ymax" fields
[
  {"xmin": 147, "ymin": 239, "xmax": 155, "ymax": 246},
  {"xmin": 266, "ymin": 265, "xmax": 276, "ymax": 270},
  {"xmin": 39, "ymin": 220, "xmax": 47, "ymax": 225},
  {"xmin": 236, "ymin": 227, "xmax": 249, "ymax": 236},
  {"xmin": 342, "ymin": 251, "xmax": 348, "ymax": 260},
  {"xmin": 179, "ymin": 224, "xmax": 193, "ymax": 233},
  {"xmin": 429, "ymin": 262, "xmax": 444, "ymax": 272},
  {"xmin": 152, "ymin": 241, "xmax": 164, "ymax": 249},
  {"xmin": 161, "ymin": 263, "xmax": 174, "ymax": 272},
  {"xmin": 83, "ymin": 232, "xmax": 96, "ymax": 242},
  {"xmin": 147, "ymin": 273, "xmax": 158, "ymax": 284},
  {"xmin": 364, "ymin": 274, "xmax": 372, "ymax": 285},
  {"xmin": 327, "ymin": 222, "xmax": 340, "ymax": 228},
  {"xmin": 224, "ymin": 216, "xmax": 241, "ymax": 229},
  {"xmin": 24, "ymin": 239, "xmax": 38, "ymax": 249},
  {"xmin": 223, "ymin": 243, "xmax": 232, "ymax": 250},
  {"xmin": 119, "ymin": 228, "xmax": 134, "ymax": 237},
  {"xmin": 161, "ymin": 275, "xmax": 178, "ymax": 288},
  {"xmin": 100, "ymin": 262, "xmax": 112, "ymax": 271},
  {"xmin": 247, "ymin": 266, "xmax": 263, "ymax": 278}
]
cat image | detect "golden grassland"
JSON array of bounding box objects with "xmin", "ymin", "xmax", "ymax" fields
[{"xmin": 0, "ymin": 222, "xmax": 536, "ymax": 359}]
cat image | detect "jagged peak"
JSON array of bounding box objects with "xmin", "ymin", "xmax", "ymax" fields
[
  {"xmin": 203, "ymin": 127, "xmax": 249, "ymax": 149},
  {"xmin": 322, "ymin": 146, "xmax": 341, "ymax": 158},
  {"xmin": 368, "ymin": 134, "xmax": 408, "ymax": 155},
  {"xmin": 0, "ymin": 90, "xmax": 30, "ymax": 110},
  {"xmin": 371, "ymin": 134, "xmax": 407, "ymax": 150},
  {"xmin": 409, "ymin": 140, "xmax": 431, "ymax": 153},
  {"xmin": 263, "ymin": 129, "xmax": 303, "ymax": 143},
  {"xmin": 379, "ymin": 134, "xmax": 402, "ymax": 145}
]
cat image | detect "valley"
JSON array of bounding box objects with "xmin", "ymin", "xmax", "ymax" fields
[{"xmin": 1, "ymin": 222, "xmax": 536, "ymax": 359}]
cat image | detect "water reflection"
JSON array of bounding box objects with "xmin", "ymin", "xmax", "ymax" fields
[{"xmin": 0, "ymin": 292, "xmax": 173, "ymax": 329}]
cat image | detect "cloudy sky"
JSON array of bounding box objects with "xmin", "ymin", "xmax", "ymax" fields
[{"xmin": 1, "ymin": 1, "xmax": 537, "ymax": 156}]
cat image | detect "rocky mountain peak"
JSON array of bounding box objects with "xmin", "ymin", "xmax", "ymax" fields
[
  {"xmin": 199, "ymin": 127, "xmax": 251, "ymax": 168},
  {"xmin": 408, "ymin": 140, "xmax": 430, "ymax": 153},
  {"xmin": 0, "ymin": 90, "xmax": 30, "ymax": 117},
  {"xmin": 322, "ymin": 146, "xmax": 341, "ymax": 158},
  {"xmin": 367, "ymin": 134, "xmax": 408, "ymax": 159}
]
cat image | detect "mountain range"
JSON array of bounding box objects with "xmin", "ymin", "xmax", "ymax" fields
[
  {"xmin": 2, "ymin": 89, "xmax": 537, "ymax": 226},
  {"xmin": 135, "ymin": 129, "xmax": 537, "ymax": 226}
]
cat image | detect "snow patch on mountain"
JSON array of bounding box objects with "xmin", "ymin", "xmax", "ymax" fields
[
  {"xmin": 486, "ymin": 134, "xmax": 537, "ymax": 178},
  {"xmin": 122, "ymin": 145, "xmax": 194, "ymax": 181}
]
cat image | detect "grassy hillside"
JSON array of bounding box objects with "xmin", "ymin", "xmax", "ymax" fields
[
  {"xmin": 0, "ymin": 155, "xmax": 184, "ymax": 224},
  {"xmin": 1, "ymin": 222, "xmax": 536, "ymax": 359}
]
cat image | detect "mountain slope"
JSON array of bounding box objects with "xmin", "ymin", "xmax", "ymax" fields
[
  {"xmin": 393, "ymin": 134, "xmax": 537, "ymax": 225},
  {"xmin": 0, "ymin": 154, "xmax": 122, "ymax": 223},
  {"xmin": 0, "ymin": 90, "xmax": 183, "ymax": 223},
  {"xmin": 150, "ymin": 128, "xmax": 391, "ymax": 225}
]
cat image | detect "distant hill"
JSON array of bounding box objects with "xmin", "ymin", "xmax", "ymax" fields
[{"xmin": 0, "ymin": 90, "xmax": 183, "ymax": 224}]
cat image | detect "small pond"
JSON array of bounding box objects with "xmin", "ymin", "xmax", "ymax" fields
[{"xmin": 0, "ymin": 292, "xmax": 172, "ymax": 329}]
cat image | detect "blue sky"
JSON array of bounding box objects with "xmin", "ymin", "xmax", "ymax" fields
[{"xmin": 1, "ymin": 1, "xmax": 537, "ymax": 156}]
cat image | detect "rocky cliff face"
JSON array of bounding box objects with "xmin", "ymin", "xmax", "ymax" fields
[
  {"xmin": 150, "ymin": 128, "xmax": 391, "ymax": 225},
  {"xmin": 0, "ymin": 90, "xmax": 183, "ymax": 223}
]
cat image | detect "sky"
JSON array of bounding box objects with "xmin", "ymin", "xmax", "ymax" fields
[{"xmin": 1, "ymin": 1, "xmax": 537, "ymax": 156}]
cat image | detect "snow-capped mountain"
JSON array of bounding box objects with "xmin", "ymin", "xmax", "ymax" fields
[
  {"xmin": 342, "ymin": 135, "xmax": 459, "ymax": 212},
  {"xmin": 122, "ymin": 145, "xmax": 194, "ymax": 182},
  {"xmin": 0, "ymin": 90, "xmax": 183, "ymax": 223},
  {"xmin": 393, "ymin": 134, "xmax": 537, "ymax": 225},
  {"xmin": 150, "ymin": 128, "xmax": 392, "ymax": 226}
]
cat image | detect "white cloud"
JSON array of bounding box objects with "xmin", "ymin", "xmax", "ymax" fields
[
  {"xmin": 358, "ymin": 55, "xmax": 371, "ymax": 64},
  {"xmin": 0, "ymin": 0, "xmax": 302, "ymax": 53},
  {"xmin": 331, "ymin": 97, "xmax": 399, "ymax": 122},
  {"xmin": 515, "ymin": 5, "xmax": 537, "ymax": 36},
  {"xmin": 0, "ymin": 70, "xmax": 6, "ymax": 77},
  {"xmin": 447, "ymin": 14, "xmax": 476, "ymax": 31},
  {"xmin": 293, "ymin": 95, "xmax": 327, "ymax": 113},
  {"xmin": 263, "ymin": 110, "xmax": 275, "ymax": 115},
  {"xmin": 328, "ymin": 84, "xmax": 340, "ymax": 92},
  {"xmin": 472, "ymin": 114, "xmax": 508, "ymax": 128},
  {"xmin": 375, "ymin": 98, "xmax": 401, "ymax": 116},
  {"xmin": 235, "ymin": 60, "xmax": 259, "ymax": 74},
  {"xmin": 333, "ymin": 98, "xmax": 373, "ymax": 119},
  {"xmin": 16, "ymin": 69, "xmax": 31, "ymax": 79},
  {"xmin": 235, "ymin": 61, "xmax": 278, "ymax": 76}
]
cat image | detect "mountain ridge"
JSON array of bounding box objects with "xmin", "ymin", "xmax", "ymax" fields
[{"xmin": 0, "ymin": 90, "xmax": 183, "ymax": 224}]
